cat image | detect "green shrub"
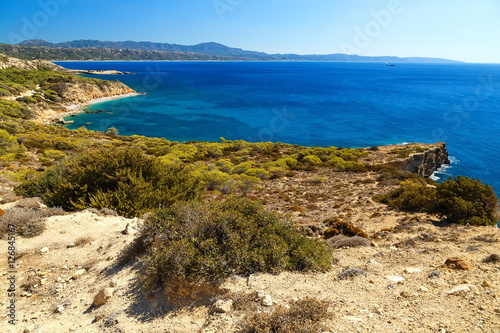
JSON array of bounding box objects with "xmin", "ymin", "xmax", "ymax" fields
[
  {"xmin": 15, "ymin": 148, "xmax": 204, "ymax": 217},
  {"xmin": 432, "ymin": 176, "xmax": 499, "ymax": 225},
  {"xmin": 375, "ymin": 176, "xmax": 499, "ymax": 226},
  {"xmin": 374, "ymin": 181, "xmax": 437, "ymax": 211},
  {"xmin": 245, "ymin": 168, "xmax": 270, "ymax": 179},
  {"xmin": 302, "ymin": 155, "xmax": 322, "ymax": 165},
  {"xmin": 42, "ymin": 149, "xmax": 66, "ymax": 161},
  {"xmin": 138, "ymin": 197, "xmax": 332, "ymax": 286}
]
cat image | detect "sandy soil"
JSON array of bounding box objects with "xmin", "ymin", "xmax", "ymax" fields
[{"xmin": 1, "ymin": 170, "xmax": 499, "ymax": 333}]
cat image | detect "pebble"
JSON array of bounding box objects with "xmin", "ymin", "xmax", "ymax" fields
[
  {"xmin": 40, "ymin": 247, "xmax": 49, "ymax": 254},
  {"xmin": 482, "ymin": 280, "xmax": 492, "ymax": 288},
  {"xmin": 404, "ymin": 267, "xmax": 422, "ymax": 274},
  {"xmin": 418, "ymin": 286, "xmax": 429, "ymax": 292},
  {"xmin": 385, "ymin": 276, "xmax": 405, "ymax": 283},
  {"xmin": 261, "ymin": 295, "xmax": 273, "ymax": 307},
  {"xmin": 445, "ymin": 284, "xmax": 472, "ymax": 295},
  {"xmin": 211, "ymin": 299, "xmax": 233, "ymax": 313},
  {"xmin": 72, "ymin": 269, "xmax": 86, "ymax": 280}
]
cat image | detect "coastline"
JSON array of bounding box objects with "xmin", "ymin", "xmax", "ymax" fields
[{"xmin": 43, "ymin": 92, "xmax": 141, "ymax": 124}]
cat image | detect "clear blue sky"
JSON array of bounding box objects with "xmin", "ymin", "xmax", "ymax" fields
[{"xmin": 0, "ymin": 0, "xmax": 499, "ymax": 63}]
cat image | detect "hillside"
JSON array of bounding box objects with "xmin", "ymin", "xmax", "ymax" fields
[
  {"xmin": 0, "ymin": 53, "xmax": 498, "ymax": 333},
  {"xmin": 0, "ymin": 53, "xmax": 135, "ymax": 122},
  {"xmin": 10, "ymin": 39, "xmax": 462, "ymax": 63},
  {"xmin": 0, "ymin": 43, "xmax": 241, "ymax": 61}
]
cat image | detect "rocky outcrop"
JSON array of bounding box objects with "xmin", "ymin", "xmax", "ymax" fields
[
  {"xmin": 58, "ymin": 80, "xmax": 134, "ymax": 105},
  {"xmin": 0, "ymin": 52, "xmax": 63, "ymax": 71},
  {"xmin": 361, "ymin": 142, "xmax": 451, "ymax": 178},
  {"xmin": 397, "ymin": 142, "xmax": 450, "ymax": 177}
]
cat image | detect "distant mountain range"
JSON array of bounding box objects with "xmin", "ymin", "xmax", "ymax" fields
[{"xmin": 3, "ymin": 39, "xmax": 462, "ymax": 63}]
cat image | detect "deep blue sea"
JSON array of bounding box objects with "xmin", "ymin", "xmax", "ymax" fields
[{"xmin": 55, "ymin": 61, "xmax": 500, "ymax": 195}]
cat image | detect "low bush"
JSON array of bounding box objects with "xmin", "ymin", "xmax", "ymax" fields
[
  {"xmin": 374, "ymin": 181, "xmax": 436, "ymax": 212},
  {"xmin": 0, "ymin": 207, "xmax": 65, "ymax": 238},
  {"xmin": 137, "ymin": 197, "xmax": 332, "ymax": 287},
  {"xmin": 374, "ymin": 176, "xmax": 499, "ymax": 226},
  {"xmin": 239, "ymin": 298, "xmax": 331, "ymax": 333},
  {"xmin": 14, "ymin": 148, "xmax": 204, "ymax": 217},
  {"xmin": 431, "ymin": 176, "xmax": 499, "ymax": 225}
]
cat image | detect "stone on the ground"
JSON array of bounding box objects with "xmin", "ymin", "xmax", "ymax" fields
[
  {"xmin": 443, "ymin": 258, "xmax": 473, "ymax": 271},
  {"xmin": 40, "ymin": 247, "xmax": 49, "ymax": 254},
  {"xmin": 124, "ymin": 223, "xmax": 137, "ymax": 235},
  {"xmin": 262, "ymin": 295, "xmax": 273, "ymax": 307},
  {"xmin": 385, "ymin": 276, "xmax": 405, "ymax": 283},
  {"xmin": 93, "ymin": 288, "xmax": 114, "ymax": 306},
  {"xmin": 445, "ymin": 284, "xmax": 472, "ymax": 295},
  {"xmin": 72, "ymin": 269, "xmax": 86, "ymax": 279},
  {"xmin": 404, "ymin": 267, "xmax": 422, "ymax": 274},
  {"xmin": 211, "ymin": 299, "xmax": 233, "ymax": 314}
]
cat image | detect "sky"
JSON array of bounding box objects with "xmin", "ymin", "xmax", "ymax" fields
[{"xmin": 0, "ymin": 0, "xmax": 499, "ymax": 63}]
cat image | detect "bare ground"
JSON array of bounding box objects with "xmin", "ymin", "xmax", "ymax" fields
[{"xmin": 1, "ymin": 169, "xmax": 499, "ymax": 333}]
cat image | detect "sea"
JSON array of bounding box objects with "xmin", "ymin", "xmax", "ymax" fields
[{"xmin": 55, "ymin": 61, "xmax": 500, "ymax": 197}]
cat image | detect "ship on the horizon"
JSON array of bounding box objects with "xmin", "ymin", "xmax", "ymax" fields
[{"xmin": 386, "ymin": 62, "xmax": 396, "ymax": 66}]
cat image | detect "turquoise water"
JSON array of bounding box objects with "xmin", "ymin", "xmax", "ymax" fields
[{"xmin": 56, "ymin": 61, "xmax": 500, "ymax": 195}]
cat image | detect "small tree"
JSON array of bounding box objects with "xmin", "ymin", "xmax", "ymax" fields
[
  {"xmin": 432, "ymin": 176, "xmax": 499, "ymax": 225},
  {"xmin": 15, "ymin": 148, "xmax": 204, "ymax": 217}
]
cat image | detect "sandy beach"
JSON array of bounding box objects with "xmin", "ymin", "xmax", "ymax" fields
[{"xmin": 43, "ymin": 92, "xmax": 141, "ymax": 124}]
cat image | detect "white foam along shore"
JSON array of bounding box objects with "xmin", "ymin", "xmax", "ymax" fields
[{"xmin": 48, "ymin": 92, "xmax": 141, "ymax": 122}]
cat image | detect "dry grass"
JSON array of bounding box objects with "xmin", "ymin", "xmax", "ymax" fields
[
  {"xmin": 0, "ymin": 207, "xmax": 66, "ymax": 238},
  {"xmin": 74, "ymin": 236, "xmax": 93, "ymax": 247},
  {"xmin": 239, "ymin": 298, "xmax": 331, "ymax": 333},
  {"xmin": 0, "ymin": 192, "xmax": 22, "ymax": 204},
  {"xmin": 327, "ymin": 235, "xmax": 371, "ymax": 249},
  {"xmin": 21, "ymin": 271, "xmax": 41, "ymax": 292},
  {"xmin": 15, "ymin": 197, "xmax": 44, "ymax": 209},
  {"xmin": 337, "ymin": 268, "xmax": 367, "ymax": 280}
]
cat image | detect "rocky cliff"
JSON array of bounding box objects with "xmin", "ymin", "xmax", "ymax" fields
[
  {"xmin": 58, "ymin": 80, "xmax": 134, "ymax": 105},
  {"xmin": 398, "ymin": 142, "xmax": 450, "ymax": 177},
  {"xmin": 361, "ymin": 142, "xmax": 451, "ymax": 178}
]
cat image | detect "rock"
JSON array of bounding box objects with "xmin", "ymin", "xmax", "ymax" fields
[
  {"xmin": 40, "ymin": 247, "xmax": 49, "ymax": 254},
  {"xmin": 211, "ymin": 299, "xmax": 233, "ymax": 314},
  {"xmin": 404, "ymin": 267, "xmax": 422, "ymax": 274},
  {"xmin": 482, "ymin": 280, "xmax": 492, "ymax": 288},
  {"xmin": 93, "ymin": 288, "xmax": 114, "ymax": 306},
  {"xmin": 123, "ymin": 223, "xmax": 137, "ymax": 235},
  {"xmin": 255, "ymin": 290, "xmax": 266, "ymax": 300},
  {"xmin": 442, "ymin": 257, "xmax": 473, "ymax": 271},
  {"xmin": 72, "ymin": 269, "xmax": 86, "ymax": 279},
  {"xmin": 31, "ymin": 311, "xmax": 42, "ymax": 319},
  {"xmin": 67, "ymin": 242, "xmax": 76, "ymax": 248},
  {"xmin": 445, "ymin": 284, "xmax": 472, "ymax": 295},
  {"xmin": 418, "ymin": 286, "xmax": 429, "ymax": 292},
  {"xmin": 400, "ymin": 291, "xmax": 414, "ymax": 298},
  {"xmin": 385, "ymin": 276, "xmax": 405, "ymax": 283},
  {"xmin": 262, "ymin": 295, "xmax": 273, "ymax": 307},
  {"xmin": 55, "ymin": 305, "xmax": 64, "ymax": 313}
]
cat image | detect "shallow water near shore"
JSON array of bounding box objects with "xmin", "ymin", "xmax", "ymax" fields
[{"xmin": 56, "ymin": 61, "xmax": 500, "ymax": 194}]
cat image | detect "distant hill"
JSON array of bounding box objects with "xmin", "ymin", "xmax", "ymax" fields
[
  {"xmin": 0, "ymin": 43, "xmax": 240, "ymax": 61},
  {"xmin": 13, "ymin": 39, "xmax": 462, "ymax": 63}
]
